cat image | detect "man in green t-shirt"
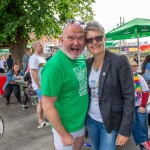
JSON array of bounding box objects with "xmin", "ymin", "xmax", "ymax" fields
[{"xmin": 41, "ymin": 20, "xmax": 88, "ymax": 150}]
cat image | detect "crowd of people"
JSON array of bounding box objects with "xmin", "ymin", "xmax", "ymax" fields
[{"xmin": 1, "ymin": 19, "xmax": 150, "ymax": 150}]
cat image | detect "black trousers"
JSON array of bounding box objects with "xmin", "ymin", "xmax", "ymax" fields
[
  {"xmin": 5, "ymin": 84, "xmax": 21, "ymax": 103},
  {"xmin": 22, "ymin": 92, "xmax": 29, "ymax": 105},
  {"xmin": 0, "ymin": 68, "xmax": 5, "ymax": 73}
]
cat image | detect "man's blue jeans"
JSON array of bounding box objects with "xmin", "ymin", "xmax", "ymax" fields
[
  {"xmin": 86, "ymin": 115, "xmax": 118, "ymax": 150},
  {"xmin": 132, "ymin": 107, "xmax": 148, "ymax": 145}
]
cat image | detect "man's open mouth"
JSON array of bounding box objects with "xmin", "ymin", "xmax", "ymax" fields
[{"xmin": 71, "ymin": 48, "xmax": 79, "ymax": 51}]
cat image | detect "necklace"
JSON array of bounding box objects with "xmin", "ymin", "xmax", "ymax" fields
[
  {"xmin": 93, "ymin": 61, "xmax": 102, "ymax": 72},
  {"xmin": 93, "ymin": 57, "xmax": 104, "ymax": 72},
  {"xmin": 95, "ymin": 66, "xmax": 99, "ymax": 72},
  {"xmin": 93, "ymin": 63, "xmax": 101, "ymax": 72}
]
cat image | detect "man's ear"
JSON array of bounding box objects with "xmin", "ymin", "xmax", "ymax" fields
[{"xmin": 59, "ymin": 36, "xmax": 63, "ymax": 44}]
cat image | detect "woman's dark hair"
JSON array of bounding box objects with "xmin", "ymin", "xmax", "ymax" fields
[
  {"xmin": 142, "ymin": 55, "xmax": 150, "ymax": 74},
  {"xmin": 11, "ymin": 62, "xmax": 21, "ymax": 75}
]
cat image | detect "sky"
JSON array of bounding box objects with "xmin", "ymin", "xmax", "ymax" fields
[{"xmin": 92, "ymin": 0, "xmax": 150, "ymax": 42}]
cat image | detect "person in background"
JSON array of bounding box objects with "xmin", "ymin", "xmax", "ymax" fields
[
  {"xmin": 141, "ymin": 55, "xmax": 150, "ymax": 82},
  {"xmin": 22, "ymin": 47, "xmax": 32, "ymax": 73},
  {"xmin": 0, "ymin": 57, "xmax": 5, "ymax": 73},
  {"xmin": 41, "ymin": 20, "xmax": 88, "ymax": 150},
  {"xmin": 45, "ymin": 54, "xmax": 52, "ymax": 61},
  {"xmin": 52, "ymin": 46, "xmax": 58, "ymax": 55},
  {"xmin": 85, "ymin": 20, "xmax": 135, "ymax": 150},
  {"xmin": 6, "ymin": 54, "xmax": 13, "ymax": 71},
  {"xmin": 46, "ymin": 46, "xmax": 58, "ymax": 61},
  {"xmin": 1, "ymin": 56, "xmax": 7, "ymax": 69},
  {"xmin": 3, "ymin": 63, "xmax": 24, "ymax": 105},
  {"xmin": 129, "ymin": 59, "xmax": 150, "ymax": 150},
  {"xmin": 141, "ymin": 56, "xmax": 150, "ymax": 139},
  {"xmin": 29, "ymin": 41, "xmax": 49, "ymax": 128},
  {"xmin": 133, "ymin": 53, "xmax": 139, "ymax": 64}
]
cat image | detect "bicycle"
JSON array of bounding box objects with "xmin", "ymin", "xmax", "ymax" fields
[{"xmin": 0, "ymin": 116, "xmax": 4, "ymax": 140}]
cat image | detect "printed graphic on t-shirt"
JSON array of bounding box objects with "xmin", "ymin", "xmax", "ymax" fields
[
  {"xmin": 39, "ymin": 63, "xmax": 45, "ymax": 67},
  {"xmin": 73, "ymin": 66, "xmax": 87, "ymax": 96},
  {"xmin": 89, "ymin": 79, "xmax": 99, "ymax": 100}
]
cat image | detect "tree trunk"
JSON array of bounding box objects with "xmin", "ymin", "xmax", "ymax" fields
[{"xmin": 9, "ymin": 38, "xmax": 27, "ymax": 69}]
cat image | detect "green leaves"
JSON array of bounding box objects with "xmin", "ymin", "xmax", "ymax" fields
[{"xmin": 0, "ymin": 0, "xmax": 95, "ymax": 44}]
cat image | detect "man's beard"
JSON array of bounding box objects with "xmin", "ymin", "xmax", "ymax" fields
[{"xmin": 61, "ymin": 48, "xmax": 82, "ymax": 60}]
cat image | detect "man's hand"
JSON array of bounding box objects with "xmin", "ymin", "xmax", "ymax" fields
[
  {"xmin": 138, "ymin": 107, "xmax": 146, "ymax": 113},
  {"xmin": 60, "ymin": 132, "xmax": 74, "ymax": 146},
  {"xmin": 116, "ymin": 134, "xmax": 128, "ymax": 146}
]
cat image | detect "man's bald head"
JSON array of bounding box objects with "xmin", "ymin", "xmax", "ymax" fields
[
  {"xmin": 32, "ymin": 41, "xmax": 41, "ymax": 50},
  {"xmin": 62, "ymin": 23, "xmax": 84, "ymax": 37},
  {"xmin": 32, "ymin": 41, "xmax": 44, "ymax": 54}
]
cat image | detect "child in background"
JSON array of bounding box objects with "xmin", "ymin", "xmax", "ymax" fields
[{"xmin": 129, "ymin": 59, "xmax": 150, "ymax": 150}]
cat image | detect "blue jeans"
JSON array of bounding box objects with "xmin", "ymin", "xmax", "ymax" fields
[
  {"xmin": 86, "ymin": 115, "xmax": 118, "ymax": 150},
  {"xmin": 132, "ymin": 107, "xmax": 148, "ymax": 145}
]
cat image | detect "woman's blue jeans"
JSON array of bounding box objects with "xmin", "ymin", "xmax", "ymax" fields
[
  {"xmin": 86, "ymin": 115, "xmax": 118, "ymax": 150},
  {"xmin": 132, "ymin": 107, "xmax": 148, "ymax": 145}
]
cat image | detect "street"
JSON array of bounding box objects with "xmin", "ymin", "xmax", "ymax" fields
[{"xmin": 0, "ymin": 95, "xmax": 141, "ymax": 150}]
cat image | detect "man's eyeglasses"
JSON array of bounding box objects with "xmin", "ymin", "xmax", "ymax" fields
[{"xmin": 85, "ymin": 35, "xmax": 104, "ymax": 44}]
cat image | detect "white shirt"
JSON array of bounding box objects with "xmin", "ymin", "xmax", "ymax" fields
[
  {"xmin": 29, "ymin": 53, "xmax": 46, "ymax": 90},
  {"xmin": 88, "ymin": 66, "xmax": 103, "ymax": 123},
  {"xmin": 135, "ymin": 74, "xmax": 149, "ymax": 106}
]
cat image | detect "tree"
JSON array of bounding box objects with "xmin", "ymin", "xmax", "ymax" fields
[{"xmin": 0, "ymin": 0, "xmax": 95, "ymax": 64}]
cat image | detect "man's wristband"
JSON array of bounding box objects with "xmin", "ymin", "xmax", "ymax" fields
[{"xmin": 140, "ymin": 104, "xmax": 146, "ymax": 108}]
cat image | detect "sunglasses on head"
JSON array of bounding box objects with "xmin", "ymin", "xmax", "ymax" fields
[
  {"xmin": 66, "ymin": 19, "xmax": 84, "ymax": 25},
  {"xmin": 85, "ymin": 35, "xmax": 104, "ymax": 44},
  {"xmin": 63, "ymin": 19, "xmax": 84, "ymax": 29}
]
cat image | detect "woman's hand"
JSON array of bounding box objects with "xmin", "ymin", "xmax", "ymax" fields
[
  {"xmin": 17, "ymin": 76, "xmax": 23, "ymax": 79},
  {"xmin": 116, "ymin": 134, "xmax": 129, "ymax": 146}
]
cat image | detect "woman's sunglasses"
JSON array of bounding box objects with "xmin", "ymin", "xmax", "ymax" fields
[{"xmin": 85, "ymin": 35, "xmax": 104, "ymax": 44}]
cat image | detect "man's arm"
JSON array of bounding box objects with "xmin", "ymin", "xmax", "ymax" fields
[
  {"xmin": 42, "ymin": 95, "xmax": 74, "ymax": 146},
  {"xmin": 31, "ymin": 69, "xmax": 40, "ymax": 89}
]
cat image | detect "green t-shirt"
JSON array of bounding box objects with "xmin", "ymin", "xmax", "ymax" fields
[{"xmin": 41, "ymin": 50, "xmax": 88, "ymax": 132}]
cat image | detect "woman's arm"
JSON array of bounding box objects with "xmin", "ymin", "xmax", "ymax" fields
[{"xmin": 6, "ymin": 70, "xmax": 17, "ymax": 81}]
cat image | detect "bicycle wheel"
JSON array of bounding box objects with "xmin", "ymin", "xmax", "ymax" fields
[{"xmin": 0, "ymin": 116, "xmax": 4, "ymax": 140}]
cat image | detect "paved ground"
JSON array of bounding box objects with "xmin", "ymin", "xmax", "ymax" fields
[{"xmin": 0, "ymin": 95, "xmax": 141, "ymax": 150}]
